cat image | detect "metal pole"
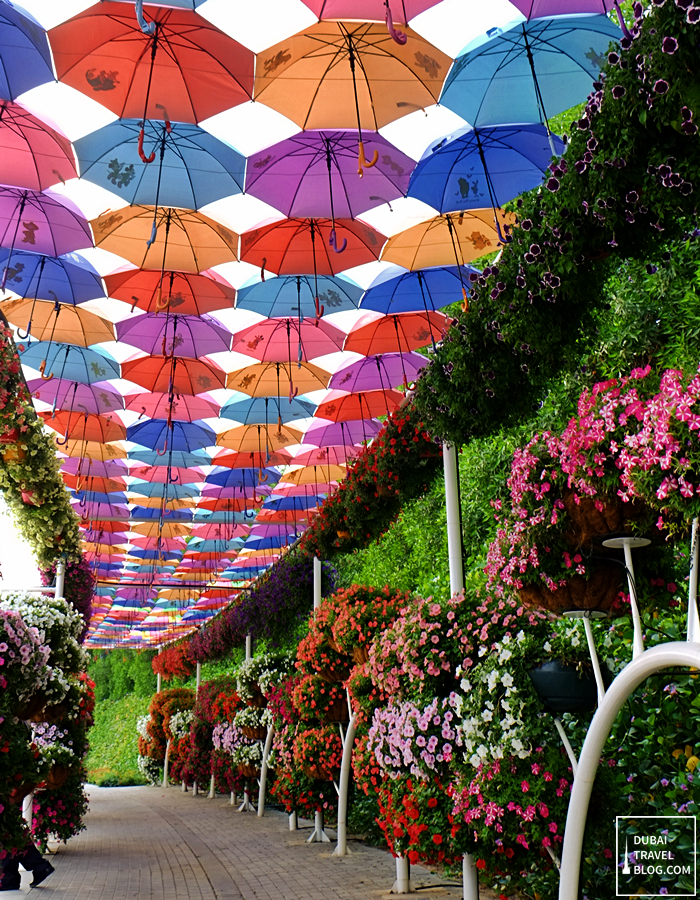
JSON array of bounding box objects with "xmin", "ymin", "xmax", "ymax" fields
[
  {"xmin": 55, "ymin": 557, "xmax": 66, "ymax": 597},
  {"xmin": 22, "ymin": 791, "xmax": 33, "ymax": 827},
  {"xmin": 289, "ymin": 811, "xmax": 298, "ymax": 831},
  {"xmin": 208, "ymin": 773, "xmax": 215, "ymax": 799},
  {"xmin": 307, "ymin": 808, "xmax": 330, "ymax": 843},
  {"xmin": 688, "ymin": 518, "xmax": 700, "ymax": 642},
  {"xmin": 392, "ymin": 856, "xmax": 412, "ymax": 893},
  {"xmin": 463, "ymin": 854, "xmax": 478, "ymax": 900},
  {"xmin": 313, "ymin": 555, "xmax": 322, "ymax": 609},
  {"xmin": 581, "ymin": 617, "xmax": 606, "ymax": 706},
  {"xmin": 443, "ymin": 443, "xmax": 464, "ymax": 596},
  {"xmin": 162, "ymin": 738, "xmax": 171, "ymax": 788},
  {"xmin": 333, "ymin": 712, "xmax": 358, "ymax": 856},
  {"xmin": 156, "ymin": 672, "xmax": 162, "ymax": 693},
  {"xmin": 245, "ymin": 634, "xmax": 252, "ymax": 660},
  {"xmin": 196, "ymin": 661, "xmax": 201, "ymax": 691},
  {"xmin": 623, "ymin": 540, "xmax": 644, "ymax": 658},
  {"xmin": 257, "ymin": 723, "xmax": 275, "ymax": 817},
  {"xmin": 553, "ymin": 716, "xmax": 578, "ymax": 776}
]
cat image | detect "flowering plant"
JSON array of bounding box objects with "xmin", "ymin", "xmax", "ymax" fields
[
  {"xmin": 0, "ymin": 591, "xmax": 87, "ymax": 675},
  {"xmin": 347, "ymin": 662, "xmax": 388, "ymax": 727},
  {"xmin": 0, "ymin": 803, "xmax": 30, "ymax": 860},
  {"xmin": 233, "ymin": 706, "xmax": 272, "ymax": 731},
  {"xmin": 31, "ymin": 763, "xmax": 89, "ymax": 851},
  {"xmin": 212, "ymin": 720, "xmax": 256, "ymax": 758},
  {"xmin": 0, "ymin": 718, "xmax": 49, "ymax": 805},
  {"xmin": 194, "ymin": 676, "xmax": 238, "ymax": 724},
  {"xmin": 31, "ymin": 723, "xmax": 76, "ymax": 770},
  {"xmin": 152, "ymin": 643, "xmax": 195, "ymax": 681},
  {"xmin": 296, "ymin": 606, "xmax": 352, "ymax": 682},
  {"xmin": 0, "ymin": 608, "xmax": 50, "ymax": 706},
  {"xmin": 137, "ymin": 754, "xmax": 163, "ymax": 786},
  {"xmin": 167, "ymin": 709, "xmax": 194, "ymax": 742},
  {"xmin": 235, "ymin": 651, "xmax": 293, "ymax": 702},
  {"xmin": 330, "ymin": 584, "xmax": 409, "ymax": 657},
  {"xmin": 293, "ymin": 726, "xmax": 343, "ymax": 780},
  {"xmin": 269, "ymin": 767, "xmax": 337, "ymax": 815},
  {"xmin": 267, "ymin": 673, "xmax": 302, "ymax": 725},
  {"xmin": 232, "ymin": 740, "xmax": 264, "ymax": 768},
  {"xmin": 211, "ymin": 748, "xmax": 243, "ymax": 794},
  {"xmin": 291, "ymin": 674, "xmax": 346, "ymax": 722}
]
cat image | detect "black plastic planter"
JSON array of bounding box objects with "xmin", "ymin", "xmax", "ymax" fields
[{"xmin": 528, "ymin": 659, "xmax": 607, "ymax": 714}]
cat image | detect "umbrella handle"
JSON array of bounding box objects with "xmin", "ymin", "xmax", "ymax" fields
[
  {"xmin": 328, "ymin": 228, "xmax": 347, "ymax": 254},
  {"xmin": 169, "ymin": 470, "xmax": 179, "ymax": 483},
  {"xmin": 55, "ymin": 430, "xmax": 69, "ymax": 446},
  {"xmin": 146, "ymin": 219, "xmax": 158, "ymax": 248},
  {"xmin": 494, "ymin": 218, "xmax": 512, "ymax": 245},
  {"xmin": 39, "ymin": 360, "xmax": 54, "ymax": 381},
  {"xmin": 314, "ymin": 297, "xmax": 324, "ymax": 319},
  {"xmin": 135, "ymin": 0, "xmax": 156, "ymax": 35},
  {"xmin": 74, "ymin": 476, "xmax": 84, "ymax": 493},
  {"xmin": 385, "ymin": 3, "xmax": 407, "ymax": 44},
  {"xmin": 613, "ymin": 0, "xmax": 632, "ymax": 39},
  {"xmin": 258, "ymin": 470, "xmax": 268, "ymax": 484},
  {"xmin": 357, "ymin": 141, "xmax": 378, "ymax": 177},
  {"xmin": 155, "ymin": 288, "xmax": 170, "ymax": 311},
  {"xmin": 260, "ymin": 258, "xmax": 267, "ymax": 282},
  {"xmin": 138, "ymin": 128, "xmax": 156, "ymax": 164},
  {"xmin": 156, "ymin": 437, "xmax": 169, "ymax": 456},
  {"xmin": 16, "ymin": 321, "xmax": 31, "ymax": 340},
  {"xmin": 461, "ymin": 286, "xmax": 469, "ymax": 313},
  {"xmin": 155, "ymin": 104, "xmax": 172, "ymax": 133},
  {"xmin": 138, "ymin": 406, "xmax": 147, "ymax": 420},
  {"xmin": 289, "ymin": 383, "xmax": 298, "ymax": 402}
]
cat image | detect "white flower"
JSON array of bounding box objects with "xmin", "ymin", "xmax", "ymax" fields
[{"xmin": 501, "ymin": 672, "xmax": 514, "ymax": 688}]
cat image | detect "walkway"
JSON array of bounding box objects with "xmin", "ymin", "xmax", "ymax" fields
[{"xmin": 11, "ymin": 786, "xmax": 500, "ymax": 899}]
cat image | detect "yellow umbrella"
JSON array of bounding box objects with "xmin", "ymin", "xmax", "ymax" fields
[
  {"xmin": 226, "ymin": 361, "xmax": 330, "ymax": 396},
  {"xmin": 90, "ymin": 206, "xmax": 239, "ymax": 273},
  {"xmin": 157, "ymin": 588, "xmax": 201, "ymax": 602},
  {"xmin": 217, "ymin": 423, "xmax": 303, "ymax": 453},
  {"xmin": 129, "ymin": 495, "xmax": 198, "ymax": 510},
  {"xmin": 59, "ymin": 439, "xmax": 127, "ymax": 460},
  {"xmin": 280, "ymin": 464, "xmax": 346, "ymax": 484},
  {"xmin": 381, "ymin": 210, "xmax": 515, "ymax": 270},
  {"xmin": 2, "ymin": 297, "xmax": 115, "ymax": 346},
  {"xmin": 132, "ymin": 521, "xmax": 192, "ymax": 538}
]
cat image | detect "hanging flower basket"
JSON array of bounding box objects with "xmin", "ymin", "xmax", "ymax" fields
[
  {"xmin": 1, "ymin": 442, "xmax": 26, "ymax": 463},
  {"xmin": 322, "ymin": 696, "xmax": 349, "ymax": 724},
  {"xmin": 14, "ymin": 692, "xmax": 48, "ymax": 721},
  {"xmin": 528, "ymin": 659, "xmax": 608, "ymax": 714},
  {"xmin": 247, "ymin": 687, "xmax": 267, "ymax": 709},
  {"xmin": 237, "ymin": 763, "xmax": 260, "ymax": 779},
  {"xmin": 301, "ymin": 764, "xmax": 334, "ymax": 781},
  {"xmin": 241, "ymin": 726, "xmax": 267, "ymax": 741},
  {"xmin": 318, "ymin": 661, "xmax": 351, "ymax": 684},
  {"xmin": 352, "ymin": 645, "xmax": 370, "ymax": 666},
  {"xmin": 376, "ymin": 484, "xmax": 393, "ymax": 497},
  {"xmin": 45, "ymin": 765, "xmax": 71, "ymax": 790},
  {"xmin": 41, "ymin": 702, "xmax": 70, "ymax": 724},
  {"xmin": 518, "ymin": 563, "xmax": 623, "ymax": 614}
]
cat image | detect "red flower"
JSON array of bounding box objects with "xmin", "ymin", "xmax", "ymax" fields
[{"xmin": 432, "ymin": 834, "xmax": 443, "ymax": 845}]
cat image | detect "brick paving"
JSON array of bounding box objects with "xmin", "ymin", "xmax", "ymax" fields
[{"xmin": 8, "ymin": 786, "xmax": 501, "ymax": 899}]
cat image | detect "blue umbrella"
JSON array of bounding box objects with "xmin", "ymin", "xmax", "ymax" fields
[
  {"xmin": 127, "ymin": 420, "xmax": 216, "ymax": 453},
  {"xmin": 20, "ymin": 342, "xmax": 121, "ymax": 382},
  {"xmin": 0, "ymin": 249, "xmax": 106, "ymax": 307},
  {"xmin": 128, "ymin": 506, "xmax": 194, "ymax": 520},
  {"xmin": 205, "ymin": 467, "xmax": 280, "ymax": 489},
  {"xmin": 187, "ymin": 538, "xmax": 244, "ymax": 553},
  {"xmin": 0, "ymin": 3, "xmax": 53, "ymax": 100},
  {"xmin": 220, "ymin": 566, "xmax": 267, "ymax": 580},
  {"xmin": 236, "ymin": 274, "xmax": 363, "ymax": 318},
  {"xmin": 263, "ymin": 495, "xmax": 322, "ymax": 511},
  {"xmin": 244, "ymin": 535, "xmax": 297, "ymax": 550},
  {"xmin": 128, "ymin": 549, "xmax": 184, "ymax": 560},
  {"xmin": 74, "ymin": 119, "xmax": 245, "ymax": 210},
  {"xmin": 360, "ymin": 265, "xmax": 480, "ymax": 314},
  {"xmin": 128, "ymin": 480, "xmax": 200, "ymax": 500},
  {"xmin": 220, "ymin": 395, "xmax": 316, "ymax": 425},
  {"xmin": 129, "ymin": 449, "xmax": 212, "ymax": 468},
  {"xmin": 73, "ymin": 491, "xmax": 129, "ymax": 506},
  {"xmin": 407, "ymin": 124, "xmax": 566, "ymax": 214},
  {"xmin": 441, "ymin": 16, "xmax": 620, "ymax": 136},
  {"xmin": 193, "ymin": 510, "xmax": 254, "ymax": 524}
]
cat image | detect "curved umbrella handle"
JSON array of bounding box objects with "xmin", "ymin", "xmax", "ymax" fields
[
  {"xmin": 138, "ymin": 406, "xmax": 147, "ymax": 420},
  {"xmin": 328, "ymin": 228, "xmax": 347, "ymax": 254},
  {"xmin": 461, "ymin": 286, "xmax": 469, "ymax": 313},
  {"xmin": 358, "ymin": 141, "xmax": 379, "ymax": 177},
  {"xmin": 494, "ymin": 218, "xmax": 512, "ymax": 245},
  {"xmin": 155, "ymin": 104, "xmax": 172, "ymax": 133},
  {"xmin": 138, "ymin": 127, "xmax": 156, "ymax": 164},
  {"xmin": 155, "ymin": 288, "xmax": 170, "ymax": 311},
  {"xmin": 39, "ymin": 359, "xmax": 54, "ymax": 381},
  {"xmin": 146, "ymin": 219, "xmax": 158, "ymax": 248},
  {"xmin": 169, "ymin": 469, "xmax": 179, "ymax": 483},
  {"xmin": 135, "ymin": 0, "xmax": 156, "ymax": 35},
  {"xmin": 289, "ymin": 382, "xmax": 298, "ymax": 402},
  {"xmin": 314, "ymin": 296, "xmax": 324, "ymax": 320},
  {"xmin": 385, "ymin": 3, "xmax": 407, "ymax": 44},
  {"xmin": 55, "ymin": 430, "xmax": 70, "ymax": 446},
  {"xmin": 613, "ymin": 0, "xmax": 632, "ymax": 39},
  {"xmin": 260, "ymin": 258, "xmax": 267, "ymax": 282},
  {"xmin": 74, "ymin": 476, "xmax": 84, "ymax": 493},
  {"xmin": 156, "ymin": 436, "xmax": 169, "ymax": 457},
  {"xmin": 16, "ymin": 319, "xmax": 31, "ymax": 340},
  {"xmin": 258, "ymin": 469, "xmax": 268, "ymax": 484}
]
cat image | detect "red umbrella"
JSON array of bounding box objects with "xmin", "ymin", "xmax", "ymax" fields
[
  {"xmin": 104, "ymin": 269, "xmax": 236, "ymax": 316},
  {"xmin": 232, "ymin": 317, "xmax": 344, "ymax": 363},
  {"xmin": 40, "ymin": 410, "xmax": 127, "ymax": 443},
  {"xmin": 121, "ymin": 355, "xmax": 226, "ymax": 394},
  {"xmin": 240, "ymin": 218, "xmax": 385, "ymax": 277},
  {"xmin": 315, "ymin": 388, "xmax": 403, "ymax": 421},
  {"xmin": 125, "ymin": 392, "xmax": 220, "ymax": 422},
  {"xmin": 49, "ymin": 2, "xmax": 254, "ymax": 124},
  {"xmin": 210, "ymin": 449, "xmax": 293, "ymax": 468},
  {"xmin": 0, "ymin": 100, "xmax": 77, "ymax": 191},
  {"xmin": 197, "ymin": 497, "xmax": 264, "ymax": 512},
  {"xmin": 343, "ymin": 311, "xmax": 448, "ymax": 355}
]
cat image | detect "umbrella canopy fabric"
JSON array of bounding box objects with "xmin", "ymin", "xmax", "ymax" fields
[
  {"xmin": 360, "ymin": 265, "xmax": 478, "ymax": 314},
  {"xmin": 74, "ymin": 119, "xmax": 245, "ymax": 209},
  {"xmin": 41, "ymin": 410, "xmax": 126, "ymax": 443},
  {"xmin": 125, "ymin": 392, "xmax": 220, "ymax": 422},
  {"xmin": 315, "ymin": 388, "xmax": 402, "ymax": 421},
  {"xmin": 217, "ymin": 423, "xmax": 303, "ymax": 453},
  {"xmin": 50, "ymin": 2, "xmax": 255, "ymax": 123},
  {"xmin": 236, "ymin": 274, "xmax": 362, "ymax": 318},
  {"xmin": 2, "ymin": 297, "xmax": 115, "ymax": 346},
  {"xmin": 226, "ymin": 361, "xmax": 330, "ymax": 396},
  {"xmin": 302, "ymin": 418, "xmax": 381, "ymax": 446},
  {"xmin": 128, "ymin": 464, "xmax": 204, "ymax": 484},
  {"xmin": 209, "ymin": 449, "xmax": 292, "ymax": 469},
  {"xmin": 0, "ymin": 188, "xmax": 93, "ymax": 257},
  {"xmin": 121, "ymin": 355, "xmax": 226, "ymax": 393},
  {"xmin": 63, "ymin": 474, "xmax": 126, "ymax": 494},
  {"xmin": 30, "ymin": 378, "xmax": 124, "ymax": 414},
  {"xmin": 254, "ymin": 22, "xmax": 451, "ymax": 131},
  {"xmin": 0, "ymin": 100, "xmax": 77, "ymax": 191},
  {"xmin": 104, "ymin": 269, "xmax": 236, "ymax": 316},
  {"xmin": 0, "ymin": 249, "xmax": 105, "ymax": 305},
  {"xmin": 440, "ymin": 15, "xmax": 620, "ymax": 127},
  {"xmin": 328, "ymin": 351, "xmax": 426, "ymax": 390},
  {"xmin": 280, "ymin": 464, "xmax": 345, "ymax": 484},
  {"xmin": 127, "ymin": 419, "xmax": 216, "ymax": 452},
  {"xmin": 0, "ymin": 3, "xmax": 54, "ymax": 101},
  {"xmin": 20, "ymin": 342, "xmax": 121, "ymax": 382},
  {"xmin": 62, "ymin": 458, "xmax": 128, "ymax": 479},
  {"xmin": 129, "ymin": 448, "xmax": 211, "ymax": 467},
  {"xmin": 116, "ymin": 312, "xmax": 231, "ymax": 358},
  {"xmin": 381, "ymin": 211, "xmax": 514, "ymax": 269},
  {"xmin": 292, "ymin": 446, "xmax": 359, "ymax": 465},
  {"xmin": 232, "ymin": 317, "xmax": 344, "ymax": 363},
  {"xmin": 240, "ymin": 218, "xmax": 384, "ymax": 277},
  {"xmin": 206, "ymin": 468, "xmax": 279, "ymax": 488},
  {"xmin": 246, "ymin": 130, "xmax": 412, "ymax": 218},
  {"xmin": 511, "ymin": 0, "xmax": 613, "ymax": 15},
  {"xmin": 91, "ymin": 206, "xmax": 239, "ymax": 273},
  {"xmin": 62, "ymin": 439, "xmax": 126, "ymax": 460},
  {"xmin": 407, "ymin": 124, "xmax": 566, "ymax": 213},
  {"xmin": 220, "ymin": 395, "xmax": 316, "ymax": 425},
  {"xmin": 298, "ymin": 0, "xmax": 440, "ymax": 22},
  {"xmin": 344, "ymin": 311, "xmax": 448, "ymax": 354}
]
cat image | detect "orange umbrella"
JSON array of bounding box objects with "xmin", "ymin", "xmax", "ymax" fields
[
  {"xmin": 41, "ymin": 410, "xmax": 126, "ymax": 443},
  {"xmin": 104, "ymin": 269, "xmax": 236, "ymax": 316},
  {"xmin": 129, "ymin": 495, "xmax": 197, "ymax": 510},
  {"xmin": 226, "ymin": 361, "xmax": 330, "ymax": 397},
  {"xmin": 240, "ymin": 218, "xmax": 384, "ymax": 277},
  {"xmin": 314, "ymin": 388, "xmax": 403, "ymax": 421},
  {"xmin": 132, "ymin": 521, "xmax": 191, "ymax": 538},
  {"xmin": 217, "ymin": 423, "xmax": 303, "ymax": 453},
  {"xmin": 381, "ymin": 211, "xmax": 515, "ymax": 269},
  {"xmin": 2, "ymin": 297, "xmax": 114, "ymax": 346},
  {"xmin": 280, "ymin": 464, "xmax": 346, "ymax": 484},
  {"xmin": 91, "ymin": 206, "xmax": 238, "ymax": 273},
  {"xmin": 122, "ymin": 355, "xmax": 226, "ymax": 394},
  {"xmin": 344, "ymin": 311, "xmax": 448, "ymax": 355},
  {"xmin": 211, "ymin": 449, "xmax": 293, "ymax": 468},
  {"xmin": 64, "ymin": 474, "xmax": 127, "ymax": 494},
  {"xmin": 59, "ymin": 439, "xmax": 126, "ymax": 460}
]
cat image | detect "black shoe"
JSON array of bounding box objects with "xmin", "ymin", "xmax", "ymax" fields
[
  {"xmin": 0, "ymin": 878, "xmax": 21, "ymax": 892},
  {"xmin": 30, "ymin": 862, "xmax": 54, "ymax": 888}
]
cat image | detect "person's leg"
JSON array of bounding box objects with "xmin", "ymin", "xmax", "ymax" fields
[
  {"xmin": 0, "ymin": 854, "xmax": 21, "ymax": 891},
  {"xmin": 17, "ymin": 841, "xmax": 54, "ymax": 887}
]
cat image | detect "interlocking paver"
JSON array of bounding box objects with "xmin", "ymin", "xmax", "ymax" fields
[{"xmin": 8, "ymin": 786, "xmax": 501, "ymax": 899}]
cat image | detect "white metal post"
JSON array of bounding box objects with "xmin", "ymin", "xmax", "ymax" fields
[
  {"xmin": 245, "ymin": 634, "xmax": 252, "ymax": 660},
  {"xmin": 54, "ymin": 558, "xmax": 66, "ymax": 597},
  {"xmin": 687, "ymin": 518, "xmax": 700, "ymax": 642},
  {"xmin": 208, "ymin": 773, "xmax": 215, "ymax": 799},
  {"xmin": 313, "ymin": 555, "xmax": 322, "ymax": 609},
  {"xmin": 237, "ymin": 783, "xmax": 256, "ymax": 812},
  {"xmin": 581, "ymin": 617, "xmax": 606, "ymax": 706},
  {"xmin": 196, "ymin": 661, "xmax": 201, "ymax": 691},
  {"xmin": 156, "ymin": 672, "xmax": 162, "ymax": 693},
  {"xmin": 333, "ymin": 712, "xmax": 358, "ymax": 856},
  {"xmin": 289, "ymin": 811, "xmax": 298, "ymax": 831},
  {"xmin": 257, "ymin": 723, "xmax": 275, "ymax": 817},
  {"xmin": 162, "ymin": 738, "xmax": 171, "ymax": 788},
  {"xmin": 602, "ymin": 536, "xmax": 650, "ymax": 658},
  {"xmin": 307, "ymin": 808, "xmax": 330, "ymax": 843},
  {"xmin": 192, "ymin": 661, "xmax": 202, "ymax": 796},
  {"xmin": 22, "ymin": 792, "xmax": 33, "ymax": 827},
  {"xmin": 553, "ymin": 717, "xmax": 578, "ymax": 776},
  {"xmin": 443, "ymin": 443, "xmax": 464, "ymax": 597},
  {"xmin": 392, "ymin": 856, "xmax": 412, "ymax": 893}
]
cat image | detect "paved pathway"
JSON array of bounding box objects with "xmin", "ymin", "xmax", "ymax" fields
[{"xmin": 9, "ymin": 786, "xmax": 501, "ymax": 899}]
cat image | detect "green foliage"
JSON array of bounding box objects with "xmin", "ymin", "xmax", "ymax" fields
[
  {"xmin": 88, "ymin": 649, "xmax": 156, "ymax": 702},
  {"xmin": 85, "ymin": 695, "xmax": 151, "ymax": 786}
]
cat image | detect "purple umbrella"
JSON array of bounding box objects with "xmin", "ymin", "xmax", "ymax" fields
[
  {"xmin": 512, "ymin": 0, "xmax": 612, "ymax": 16},
  {"xmin": 27, "ymin": 378, "xmax": 125, "ymax": 414},
  {"xmin": 246, "ymin": 130, "xmax": 414, "ymax": 219},
  {"xmin": 0, "ymin": 4, "xmax": 54, "ymax": 101},
  {"xmin": 64, "ymin": 458, "xmax": 128, "ymax": 478},
  {"xmin": 0, "ymin": 188, "xmax": 93, "ymax": 274},
  {"xmin": 302, "ymin": 418, "xmax": 382, "ymax": 447},
  {"xmin": 201, "ymin": 484, "xmax": 273, "ymax": 499},
  {"xmin": 328, "ymin": 351, "xmax": 427, "ymax": 392},
  {"xmin": 81, "ymin": 528, "xmax": 129, "ymax": 544},
  {"xmin": 116, "ymin": 312, "xmax": 232, "ymax": 358}
]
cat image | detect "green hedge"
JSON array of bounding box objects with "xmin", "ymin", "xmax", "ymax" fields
[{"xmin": 86, "ymin": 695, "xmax": 151, "ymax": 787}]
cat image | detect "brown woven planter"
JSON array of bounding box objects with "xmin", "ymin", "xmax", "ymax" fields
[
  {"xmin": 241, "ymin": 726, "xmax": 267, "ymax": 741},
  {"xmin": 14, "ymin": 692, "xmax": 47, "ymax": 721},
  {"xmin": 302, "ymin": 765, "xmax": 335, "ymax": 781},
  {"xmin": 247, "ymin": 689, "xmax": 267, "ymax": 709},
  {"xmin": 323, "ymin": 696, "xmax": 349, "ymax": 724},
  {"xmin": 10, "ymin": 782, "xmax": 37, "ymax": 803},
  {"xmin": 45, "ymin": 765, "xmax": 70, "ymax": 790},
  {"xmin": 40, "ymin": 702, "xmax": 69, "ymax": 724},
  {"xmin": 237, "ymin": 763, "xmax": 260, "ymax": 779},
  {"xmin": 327, "ymin": 636, "xmax": 342, "ymax": 652},
  {"xmin": 318, "ymin": 662, "xmax": 351, "ymax": 684},
  {"xmin": 519, "ymin": 563, "xmax": 623, "ymax": 614},
  {"xmin": 376, "ymin": 484, "xmax": 393, "ymax": 497},
  {"xmin": 352, "ymin": 645, "xmax": 370, "ymax": 666}
]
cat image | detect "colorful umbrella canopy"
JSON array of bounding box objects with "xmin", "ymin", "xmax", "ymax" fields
[
  {"xmin": 440, "ymin": 15, "xmax": 620, "ymax": 129},
  {"xmin": 125, "ymin": 392, "xmax": 220, "ymax": 422},
  {"xmin": 206, "ymin": 468, "xmax": 279, "ymax": 488},
  {"xmin": 407, "ymin": 124, "xmax": 566, "ymax": 214},
  {"xmin": 232, "ymin": 317, "xmax": 344, "ymax": 363},
  {"xmin": 129, "ymin": 448, "xmax": 211, "ymax": 467},
  {"xmin": 210, "ymin": 449, "xmax": 293, "ymax": 469},
  {"xmin": 0, "ymin": 249, "xmax": 105, "ymax": 305},
  {"xmin": 220, "ymin": 395, "xmax": 316, "ymax": 426},
  {"xmin": 104, "ymin": 269, "xmax": 236, "ymax": 316},
  {"xmin": 0, "ymin": 100, "xmax": 77, "ymax": 191},
  {"xmin": 0, "ymin": 3, "xmax": 54, "ymax": 100},
  {"xmin": 63, "ymin": 474, "xmax": 127, "ymax": 494},
  {"xmin": 62, "ymin": 439, "xmax": 127, "ymax": 460},
  {"xmin": 236, "ymin": 274, "xmax": 362, "ymax": 318},
  {"xmin": 245, "ymin": 130, "xmax": 413, "ymax": 218},
  {"xmin": 62, "ymin": 458, "xmax": 128, "ymax": 479},
  {"xmin": 121, "ymin": 355, "xmax": 226, "ymax": 393},
  {"xmin": 226, "ymin": 361, "xmax": 330, "ymax": 396},
  {"xmin": 91, "ymin": 206, "xmax": 239, "ymax": 273},
  {"xmin": 2, "ymin": 297, "xmax": 115, "ymax": 346},
  {"xmin": 315, "ymin": 388, "xmax": 402, "ymax": 421},
  {"xmin": 292, "ymin": 446, "xmax": 360, "ymax": 465},
  {"xmin": 360, "ymin": 265, "xmax": 479, "ymax": 314},
  {"xmin": 254, "ymin": 22, "xmax": 451, "ymax": 131},
  {"xmin": 41, "ymin": 410, "xmax": 126, "ymax": 443},
  {"xmin": 50, "ymin": 2, "xmax": 255, "ymax": 123},
  {"xmin": 298, "ymin": 0, "xmax": 440, "ymax": 22},
  {"xmin": 328, "ymin": 351, "xmax": 426, "ymax": 390},
  {"xmin": 127, "ymin": 419, "xmax": 216, "ymax": 452},
  {"xmin": 302, "ymin": 418, "xmax": 381, "ymax": 446},
  {"xmin": 116, "ymin": 312, "xmax": 232, "ymax": 358},
  {"xmin": 512, "ymin": 0, "xmax": 613, "ymax": 15},
  {"xmin": 128, "ymin": 464, "xmax": 204, "ymax": 484},
  {"xmin": 20, "ymin": 342, "xmax": 121, "ymax": 383},
  {"xmin": 344, "ymin": 310, "xmax": 448, "ymax": 354},
  {"xmin": 380, "ymin": 211, "xmax": 514, "ymax": 269},
  {"xmin": 0, "ymin": 188, "xmax": 93, "ymax": 259},
  {"xmin": 216, "ymin": 423, "xmax": 303, "ymax": 453},
  {"xmin": 74, "ymin": 119, "xmax": 245, "ymax": 209},
  {"xmin": 240, "ymin": 218, "xmax": 385, "ymax": 277},
  {"xmin": 280, "ymin": 464, "xmax": 345, "ymax": 484}
]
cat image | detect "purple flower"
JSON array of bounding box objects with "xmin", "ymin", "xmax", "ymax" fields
[
  {"xmin": 654, "ymin": 79, "xmax": 669, "ymax": 94},
  {"xmin": 608, "ymin": 51, "xmax": 620, "ymax": 65},
  {"xmin": 612, "ymin": 85, "xmax": 626, "ymax": 100},
  {"xmin": 662, "ymin": 36, "xmax": 678, "ymax": 53},
  {"xmin": 688, "ymin": 6, "xmax": 700, "ymax": 22},
  {"xmin": 545, "ymin": 177, "xmax": 560, "ymax": 193}
]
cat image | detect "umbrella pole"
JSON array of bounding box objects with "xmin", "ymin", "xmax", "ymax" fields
[
  {"xmin": 474, "ymin": 133, "xmax": 511, "ymax": 245},
  {"xmin": 311, "ymin": 223, "xmax": 323, "ymax": 320},
  {"xmin": 148, "ymin": 127, "xmax": 169, "ymax": 253},
  {"xmin": 16, "ymin": 256, "xmax": 46, "ymax": 339},
  {"xmin": 445, "ymin": 216, "xmax": 471, "ymax": 309},
  {"xmin": 521, "ymin": 25, "xmax": 557, "ymax": 156},
  {"xmin": 154, "ymin": 211, "xmax": 172, "ymax": 296},
  {"xmin": 416, "ymin": 272, "xmax": 437, "ymax": 351},
  {"xmin": 346, "ymin": 34, "xmax": 378, "ymax": 176},
  {"xmin": 324, "ymin": 137, "xmax": 346, "ymax": 253},
  {"xmin": 138, "ymin": 29, "xmax": 160, "ymax": 160},
  {"xmin": 1, "ymin": 191, "xmax": 28, "ymax": 291}
]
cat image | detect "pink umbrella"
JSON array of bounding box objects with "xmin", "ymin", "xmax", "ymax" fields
[
  {"xmin": 272, "ymin": 481, "xmax": 336, "ymax": 496},
  {"xmin": 190, "ymin": 524, "xmax": 251, "ymax": 540},
  {"xmin": 127, "ymin": 464, "xmax": 205, "ymax": 485},
  {"xmin": 511, "ymin": 0, "xmax": 613, "ymax": 16},
  {"xmin": 232, "ymin": 317, "xmax": 345, "ymax": 363},
  {"xmin": 0, "ymin": 187, "xmax": 92, "ymax": 263},
  {"xmin": 0, "ymin": 101, "xmax": 77, "ymax": 191},
  {"xmin": 125, "ymin": 393, "xmax": 220, "ymax": 422},
  {"xmin": 299, "ymin": 0, "xmax": 441, "ymax": 24},
  {"xmin": 291, "ymin": 445, "xmax": 360, "ymax": 465},
  {"xmin": 129, "ymin": 536, "xmax": 188, "ymax": 550}
]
